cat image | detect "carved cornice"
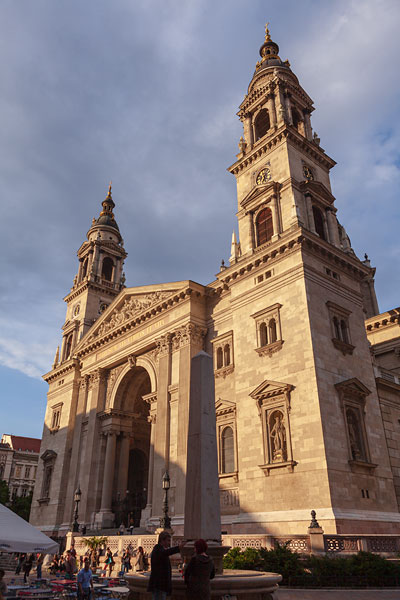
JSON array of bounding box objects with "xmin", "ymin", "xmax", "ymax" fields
[
  {"xmin": 228, "ymin": 125, "xmax": 335, "ymax": 176},
  {"xmin": 43, "ymin": 358, "xmax": 80, "ymax": 383},
  {"xmin": 98, "ymin": 408, "xmax": 136, "ymax": 422}
]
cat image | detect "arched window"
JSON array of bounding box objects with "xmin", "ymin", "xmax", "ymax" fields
[
  {"xmin": 346, "ymin": 408, "xmax": 365, "ymax": 461},
  {"xmin": 216, "ymin": 347, "xmax": 223, "ymax": 369},
  {"xmin": 82, "ymin": 258, "xmax": 88, "ymax": 279},
  {"xmin": 260, "ymin": 322, "xmax": 268, "ymax": 347},
  {"xmin": 224, "ymin": 344, "xmax": 230, "ymax": 367},
  {"xmin": 256, "ymin": 207, "xmax": 273, "ymax": 246},
  {"xmin": 221, "ymin": 426, "xmax": 234, "ymax": 473},
  {"xmin": 292, "ymin": 108, "xmax": 305, "ymax": 135},
  {"xmin": 102, "ymin": 257, "xmax": 114, "ymax": 281},
  {"xmin": 340, "ymin": 320, "xmax": 349, "ymax": 344},
  {"xmin": 312, "ymin": 206, "xmax": 326, "ymax": 241},
  {"xmin": 254, "ymin": 109, "xmax": 270, "ymax": 141},
  {"xmin": 269, "ymin": 319, "xmax": 277, "ymax": 344},
  {"xmin": 64, "ymin": 333, "xmax": 73, "ymax": 360},
  {"xmin": 333, "ymin": 316, "xmax": 341, "ymax": 340}
]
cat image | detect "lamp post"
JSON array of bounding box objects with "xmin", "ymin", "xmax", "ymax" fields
[
  {"xmin": 72, "ymin": 484, "xmax": 82, "ymax": 532},
  {"xmin": 159, "ymin": 471, "xmax": 171, "ymax": 530}
]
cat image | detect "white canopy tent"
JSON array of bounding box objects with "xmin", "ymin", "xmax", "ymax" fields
[{"xmin": 0, "ymin": 503, "xmax": 59, "ymax": 554}]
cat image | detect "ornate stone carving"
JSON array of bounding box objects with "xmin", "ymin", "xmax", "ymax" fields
[
  {"xmin": 269, "ymin": 410, "xmax": 287, "ymax": 462},
  {"xmin": 172, "ymin": 323, "xmax": 207, "ymax": 350},
  {"xmin": 128, "ymin": 354, "xmax": 137, "ymax": 368},
  {"xmin": 87, "ymin": 290, "xmax": 175, "ymax": 341},
  {"xmin": 156, "ymin": 333, "xmax": 173, "ymax": 356},
  {"xmin": 88, "ymin": 368, "xmax": 106, "ymax": 389},
  {"xmin": 105, "ymin": 364, "xmax": 125, "ymax": 406}
]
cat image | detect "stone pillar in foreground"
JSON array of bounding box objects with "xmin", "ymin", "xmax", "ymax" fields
[{"xmin": 183, "ymin": 351, "xmax": 229, "ymax": 573}]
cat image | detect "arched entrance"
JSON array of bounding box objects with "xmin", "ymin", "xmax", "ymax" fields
[{"xmin": 111, "ymin": 366, "xmax": 151, "ymax": 528}]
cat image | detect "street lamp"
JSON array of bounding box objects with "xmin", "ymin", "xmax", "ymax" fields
[
  {"xmin": 72, "ymin": 484, "xmax": 82, "ymax": 532},
  {"xmin": 159, "ymin": 471, "xmax": 171, "ymax": 530}
]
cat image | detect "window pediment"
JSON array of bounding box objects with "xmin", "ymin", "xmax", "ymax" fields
[
  {"xmin": 335, "ymin": 378, "xmax": 371, "ymax": 401},
  {"xmin": 301, "ymin": 180, "xmax": 335, "ymax": 205},
  {"xmin": 40, "ymin": 449, "xmax": 57, "ymax": 463},
  {"xmin": 250, "ymin": 379, "xmax": 293, "ymax": 406},
  {"xmin": 240, "ymin": 181, "xmax": 279, "ymax": 210},
  {"xmin": 215, "ymin": 398, "xmax": 236, "ymax": 417}
]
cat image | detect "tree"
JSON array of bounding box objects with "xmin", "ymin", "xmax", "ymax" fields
[
  {"xmin": 82, "ymin": 536, "xmax": 108, "ymax": 552},
  {"xmin": 0, "ymin": 480, "xmax": 10, "ymax": 505},
  {"xmin": 11, "ymin": 491, "xmax": 33, "ymax": 522}
]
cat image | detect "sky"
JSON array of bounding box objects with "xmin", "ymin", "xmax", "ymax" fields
[{"xmin": 1, "ymin": 0, "xmax": 399, "ymax": 438}]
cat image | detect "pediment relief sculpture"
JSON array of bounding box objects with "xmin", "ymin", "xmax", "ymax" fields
[{"xmin": 86, "ymin": 290, "xmax": 176, "ymax": 342}]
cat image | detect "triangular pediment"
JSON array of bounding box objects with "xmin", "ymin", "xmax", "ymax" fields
[
  {"xmin": 250, "ymin": 379, "xmax": 293, "ymax": 400},
  {"xmin": 77, "ymin": 282, "xmax": 188, "ymax": 350},
  {"xmin": 300, "ymin": 180, "xmax": 335, "ymax": 205},
  {"xmin": 335, "ymin": 377, "xmax": 371, "ymax": 398},
  {"xmin": 240, "ymin": 182, "xmax": 278, "ymax": 210},
  {"xmin": 41, "ymin": 449, "xmax": 57, "ymax": 462},
  {"xmin": 215, "ymin": 398, "xmax": 236, "ymax": 415}
]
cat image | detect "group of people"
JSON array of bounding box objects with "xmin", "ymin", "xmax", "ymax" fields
[
  {"xmin": 14, "ymin": 553, "xmax": 44, "ymax": 582},
  {"xmin": 148, "ymin": 532, "xmax": 215, "ymax": 600},
  {"xmin": 7, "ymin": 531, "xmax": 215, "ymax": 600}
]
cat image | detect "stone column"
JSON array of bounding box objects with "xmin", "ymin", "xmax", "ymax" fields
[
  {"xmin": 326, "ymin": 208, "xmax": 340, "ymax": 247},
  {"xmin": 117, "ymin": 432, "xmax": 131, "ymax": 498},
  {"xmin": 175, "ymin": 324, "xmax": 207, "ymax": 518},
  {"xmin": 305, "ymin": 194, "xmax": 316, "ymax": 233},
  {"xmin": 183, "ymin": 351, "xmax": 229, "ymax": 574},
  {"xmin": 267, "ymin": 92, "xmax": 277, "ymax": 129},
  {"xmin": 304, "ymin": 110, "xmax": 312, "ymax": 140},
  {"xmin": 79, "ymin": 369, "xmax": 106, "ymax": 523},
  {"xmin": 284, "ymin": 93, "xmax": 293, "ymax": 126},
  {"xmin": 152, "ymin": 334, "xmax": 172, "ymax": 520},
  {"xmin": 270, "ymin": 194, "xmax": 279, "ymax": 241},
  {"xmin": 247, "ymin": 211, "xmax": 255, "ymax": 252},
  {"xmin": 275, "ymin": 83, "xmax": 286, "ymax": 127},
  {"xmin": 98, "ymin": 431, "xmax": 117, "ymax": 527},
  {"xmin": 62, "ymin": 375, "xmax": 89, "ymax": 526},
  {"xmin": 141, "ymin": 413, "xmax": 156, "ymax": 526},
  {"xmin": 243, "ymin": 114, "xmax": 253, "ymax": 149}
]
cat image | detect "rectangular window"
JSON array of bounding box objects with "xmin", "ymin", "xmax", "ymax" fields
[{"xmin": 24, "ymin": 466, "xmax": 31, "ymax": 478}]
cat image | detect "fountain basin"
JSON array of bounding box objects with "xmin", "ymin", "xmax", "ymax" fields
[{"xmin": 127, "ymin": 569, "xmax": 282, "ymax": 599}]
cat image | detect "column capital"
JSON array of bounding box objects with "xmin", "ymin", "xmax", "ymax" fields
[
  {"xmin": 172, "ymin": 322, "xmax": 207, "ymax": 350},
  {"xmin": 155, "ymin": 333, "xmax": 173, "ymax": 356},
  {"xmin": 88, "ymin": 368, "xmax": 107, "ymax": 389}
]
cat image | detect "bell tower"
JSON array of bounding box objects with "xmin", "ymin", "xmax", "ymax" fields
[
  {"xmin": 57, "ymin": 184, "xmax": 127, "ymax": 365},
  {"xmin": 229, "ymin": 24, "xmax": 342, "ymax": 259}
]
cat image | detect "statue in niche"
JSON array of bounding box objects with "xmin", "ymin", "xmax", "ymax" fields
[
  {"xmin": 346, "ymin": 409, "xmax": 363, "ymax": 461},
  {"xmin": 269, "ymin": 411, "xmax": 287, "ymax": 462}
]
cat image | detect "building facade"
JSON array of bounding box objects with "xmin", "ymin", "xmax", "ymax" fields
[
  {"xmin": 31, "ymin": 27, "xmax": 400, "ymax": 538},
  {"xmin": 0, "ymin": 434, "xmax": 41, "ymax": 499}
]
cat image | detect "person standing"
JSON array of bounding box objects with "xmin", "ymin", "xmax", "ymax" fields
[
  {"xmin": 134, "ymin": 546, "xmax": 146, "ymax": 572},
  {"xmin": 23, "ymin": 554, "xmax": 34, "ymax": 583},
  {"xmin": 0, "ymin": 569, "xmax": 8, "ymax": 600},
  {"xmin": 184, "ymin": 539, "xmax": 215, "ymax": 600},
  {"xmin": 77, "ymin": 559, "xmax": 94, "ymax": 600},
  {"xmin": 105, "ymin": 547, "xmax": 114, "ymax": 577},
  {"xmin": 147, "ymin": 531, "xmax": 185, "ymax": 600},
  {"xmin": 36, "ymin": 554, "xmax": 44, "ymax": 579},
  {"xmin": 64, "ymin": 550, "xmax": 74, "ymax": 579},
  {"xmin": 15, "ymin": 553, "xmax": 26, "ymax": 575}
]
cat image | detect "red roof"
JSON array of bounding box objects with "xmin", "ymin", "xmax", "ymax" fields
[{"xmin": 9, "ymin": 436, "xmax": 41, "ymax": 453}]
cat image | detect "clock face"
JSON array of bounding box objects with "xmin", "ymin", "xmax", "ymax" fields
[
  {"xmin": 99, "ymin": 302, "xmax": 108, "ymax": 314},
  {"xmin": 303, "ymin": 165, "xmax": 314, "ymax": 181},
  {"xmin": 256, "ymin": 167, "xmax": 271, "ymax": 185},
  {"xmin": 73, "ymin": 304, "xmax": 80, "ymax": 317}
]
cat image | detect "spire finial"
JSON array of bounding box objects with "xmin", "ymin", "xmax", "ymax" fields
[
  {"xmin": 107, "ymin": 181, "xmax": 112, "ymax": 198},
  {"xmin": 265, "ymin": 22, "xmax": 271, "ymax": 42}
]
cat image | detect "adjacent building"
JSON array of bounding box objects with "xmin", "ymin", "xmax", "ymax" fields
[
  {"xmin": 0, "ymin": 434, "xmax": 41, "ymax": 499},
  {"xmin": 31, "ymin": 26, "xmax": 400, "ymax": 538}
]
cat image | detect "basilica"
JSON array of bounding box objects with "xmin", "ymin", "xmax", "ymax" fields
[{"xmin": 31, "ymin": 26, "xmax": 400, "ymax": 539}]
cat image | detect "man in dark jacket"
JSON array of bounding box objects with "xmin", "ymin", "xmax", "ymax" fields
[{"xmin": 147, "ymin": 531, "xmax": 185, "ymax": 599}]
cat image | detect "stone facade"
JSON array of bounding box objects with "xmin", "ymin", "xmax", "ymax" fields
[
  {"xmin": 0, "ymin": 434, "xmax": 41, "ymax": 499},
  {"xmin": 31, "ymin": 27, "xmax": 400, "ymax": 538}
]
